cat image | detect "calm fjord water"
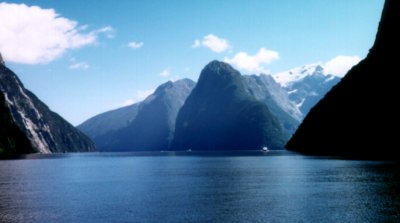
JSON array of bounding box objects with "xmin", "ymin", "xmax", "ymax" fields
[{"xmin": 0, "ymin": 152, "xmax": 399, "ymax": 223}]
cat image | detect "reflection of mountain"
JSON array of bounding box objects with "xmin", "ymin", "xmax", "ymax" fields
[
  {"xmin": 78, "ymin": 79, "xmax": 195, "ymax": 151},
  {"xmin": 273, "ymin": 64, "xmax": 340, "ymax": 115},
  {"xmin": 171, "ymin": 61, "xmax": 287, "ymax": 150},
  {"xmin": 0, "ymin": 63, "xmax": 95, "ymax": 153},
  {"xmin": 287, "ymin": 0, "xmax": 399, "ymax": 159}
]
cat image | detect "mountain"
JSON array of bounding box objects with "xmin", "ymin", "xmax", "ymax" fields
[
  {"xmin": 0, "ymin": 53, "xmax": 4, "ymax": 66},
  {"xmin": 286, "ymin": 0, "xmax": 399, "ymax": 159},
  {"xmin": 273, "ymin": 64, "xmax": 341, "ymax": 115},
  {"xmin": 78, "ymin": 79, "xmax": 195, "ymax": 151},
  {"xmin": 0, "ymin": 91, "xmax": 35, "ymax": 155},
  {"xmin": 0, "ymin": 62, "xmax": 95, "ymax": 153},
  {"xmin": 243, "ymin": 74, "xmax": 301, "ymax": 136},
  {"xmin": 171, "ymin": 61, "xmax": 287, "ymax": 151},
  {"xmin": 77, "ymin": 103, "xmax": 141, "ymax": 142}
]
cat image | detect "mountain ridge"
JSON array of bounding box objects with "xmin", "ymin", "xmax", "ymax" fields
[{"xmin": 0, "ymin": 63, "xmax": 95, "ymax": 153}]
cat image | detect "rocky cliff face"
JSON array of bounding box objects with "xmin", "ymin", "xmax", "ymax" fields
[
  {"xmin": 0, "ymin": 64, "xmax": 95, "ymax": 153},
  {"xmin": 0, "ymin": 92, "xmax": 35, "ymax": 155},
  {"xmin": 171, "ymin": 61, "xmax": 286, "ymax": 150},
  {"xmin": 286, "ymin": 0, "xmax": 399, "ymax": 159},
  {"xmin": 243, "ymin": 74, "xmax": 301, "ymax": 136}
]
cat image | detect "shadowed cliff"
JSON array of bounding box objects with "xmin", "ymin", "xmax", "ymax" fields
[
  {"xmin": 286, "ymin": 0, "xmax": 399, "ymax": 159},
  {"xmin": 171, "ymin": 61, "xmax": 287, "ymax": 150},
  {"xmin": 0, "ymin": 92, "xmax": 35, "ymax": 154}
]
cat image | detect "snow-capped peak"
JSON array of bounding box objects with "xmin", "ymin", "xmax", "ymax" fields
[{"xmin": 272, "ymin": 63, "xmax": 325, "ymax": 87}]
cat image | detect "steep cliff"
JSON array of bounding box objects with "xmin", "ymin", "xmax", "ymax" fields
[{"xmin": 286, "ymin": 0, "xmax": 399, "ymax": 159}]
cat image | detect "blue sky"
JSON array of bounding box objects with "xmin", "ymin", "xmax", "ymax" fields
[{"xmin": 0, "ymin": 0, "xmax": 384, "ymax": 125}]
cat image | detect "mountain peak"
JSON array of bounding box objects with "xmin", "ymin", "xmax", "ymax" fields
[
  {"xmin": 171, "ymin": 60, "xmax": 287, "ymax": 151},
  {"xmin": 202, "ymin": 60, "xmax": 239, "ymax": 78},
  {"xmin": 273, "ymin": 63, "xmax": 324, "ymax": 87},
  {"xmin": 153, "ymin": 79, "xmax": 195, "ymax": 96},
  {"xmin": 314, "ymin": 65, "xmax": 324, "ymax": 75},
  {"xmin": 197, "ymin": 60, "xmax": 242, "ymax": 89},
  {"xmin": 205, "ymin": 60, "xmax": 233, "ymax": 70}
]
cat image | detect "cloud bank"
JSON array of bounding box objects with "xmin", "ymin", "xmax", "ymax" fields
[
  {"xmin": 324, "ymin": 55, "xmax": 361, "ymax": 77},
  {"xmin": 69, "ymin": 62, "xmax": 89, "ymax": 70},
  {"xmin": 128, "ymin": 41, "xmax": 143, "ymax": 49},
  {"xmin": 224, "ymin": 48, "xmax": 280, "ymax": 73},
  {"xmin": 0, "ymin": 2, "xmax": 113, "ymax": 64},
  {"xmin": 159, "ymin": 67, "xmax": 171, "ymax": 77},
  {"xmin": 122, "ymin": 89, "xmax": 154, "ymax": 106},
  {"xmin": 192, "ymin": 34, "xmax": 230, "ymax": 53}
]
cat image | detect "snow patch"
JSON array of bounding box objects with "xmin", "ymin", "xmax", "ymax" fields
[
  {"xmin": 324, "ymin": 75, "xmax": 336, "ymax": 83},
  {"xmin": 8, "ymin": 77, "xmax": 54, "ymax": 153},
  {"xmin": 3, "ymin": 93, "xmax": 14, "ymax": 106},
  {"xmin": 273, "ymin": 63, "xmax": 323, "ymax": 87},
  {"xmin": 15, "ymin": 78, "xmax": 42, "ymax": 120},
  {"xmin": 296, "ymin": 98, "xmax": 306, "ymax": 108}
]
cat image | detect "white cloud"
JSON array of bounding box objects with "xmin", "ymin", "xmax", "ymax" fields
[
  {"xmin": 96, "ymin": 26, "xmax": 114, "ymax": 39},
  {"xmin": 191, "ymin": 40, "xmax": 201, "ymax": 48},
  {"xmin": 159, "ymin": 67, "xmax": 171, "ymax": 77},
  {"xmin": 128, "ymin": 41, "xmax": 143, "ymax": 49},
  {"xmin": 69, "ymin": 62, "xmax": 89, "ymax": 70},
  {"xmin": 0, "ymin": 3, "xmax": 113, "ymax": 64},
  {"xmin": 136, "ymin": 89, "xmax": 154, "ymax": 100},
  {"xmin": 122, "ymin": 99, "xmax": 135, "ymax": 107},
  {"xmin": 224, "ymin": 48, "xmax": 280, "ymax": 73},
  {"xmin": 122, "ymin": 89, "xmax": 154, "ymax": 106},
  {"xmin": 192, "ymin": 34, "xmax": 230, "ymax": 53},
  {"xmin": 324, "ymin": 55, "xmax": 361, "ymax": 77}
]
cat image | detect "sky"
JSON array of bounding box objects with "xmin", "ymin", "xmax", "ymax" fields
[{"xmin": 0, "ymin": 0, "xmax": 384, "ymax": 125}]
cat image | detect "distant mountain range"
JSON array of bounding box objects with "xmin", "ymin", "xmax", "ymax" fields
[
  {"xmin": 287, "ymin": 0, "xmax": 398, "ymax": 159},
  {"xmin": 0, "ymin": 45, "xmax": 344, "ymax": 154},
  {"xmin": 0, "ymin": 61, "xmax": 95, "ymax": 154},
  {"xmin": 78, "ymin": 79, "xmax": 195, "ymax": 151},
  {"xmin": 79, "ymin": 59, "xmax": 340, "ymax": 151}
]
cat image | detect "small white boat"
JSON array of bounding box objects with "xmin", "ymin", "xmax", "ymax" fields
[{"xmin": 262, "ymin": 146, "xmax": 269, "ymax": 152}]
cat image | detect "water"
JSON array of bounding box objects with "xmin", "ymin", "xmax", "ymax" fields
[{"xmin": 0, "ymin": 152, "xmax": 399, "ymax": 223}]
